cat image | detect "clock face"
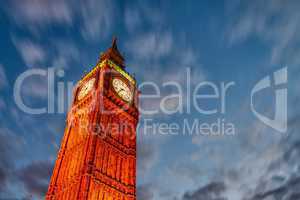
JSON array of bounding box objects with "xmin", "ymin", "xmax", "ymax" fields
[
  {"xmin": 77, "ymin": 78, "xmax": 95, "ymax": 100},
  {"xmin": 112, "ymin": 78, "xmax": 133, "ymax": 102}
]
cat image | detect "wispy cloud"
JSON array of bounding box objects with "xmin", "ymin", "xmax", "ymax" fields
[
  {"xmin": 12, "ymin": 35, "xmax": 81, "ymax": 69},
  {"xmin": 126, "ymin": 32, "xmax": 173, "ymax": 61},
  {"xmin": 20, "ymin": 74, "xmax": 48, "ymax": 99},
  {"xmin": 5, "ymin": 0, "xmax": 115, "ymax": 41},
  {"xmin": 182, "ymin": 182, "xmax": 226, "ymax": 200},
  {"xmin": 137, "ymin": 184, "xmax": 155, "ymax": 200},
  {"xmin": 0, "ymin": 98, "xmax": 6, "ymax": 111},
  {"xmin": 0, "ymin": 64, "xmax": 8, "ymax": 89},
  {"xmin": 7, "ymin": 0, "xmax": 73, "ymax": 27},
  {"xmin": 180, "ymin": 119, "xmax": 300, "ymax": 200},
  {"xmin": 12, "ymin": 38, "xmax": 46, "ymax": 68},
  {"xmin": 50, "ymin": 40, "xmax": 80, "ymax": 69},
  {"xmin": 79, "ymin": 0, "xmax": 115, "ymax": 41},
  {"xmin": 16, "ymin": 160, "xmax": 53, "ymax": 197},
  {"xmin": 124, "ymin": 7, "xmax": 142, "ymax": 33},
  {"xmin": 0, "ymin": 129, "xmax": 16, "ymax": 193},
  {"xmin": 138, "ymin": 141, "xmax": 159, "ymax": 177},
  {"xmin": 0, "ymin": 128, "xmax": 25, "ymax": 197},
  {"xmin": 123, "ymin": 3, "xmax": 163, "ymax": 33},
  {"xmin": 226, "ymin": 0, "xmax": 300, "ymax": 64},
  {"xmin": 174, "ymin": 139, "xmax": 300, "ymax": 200}
]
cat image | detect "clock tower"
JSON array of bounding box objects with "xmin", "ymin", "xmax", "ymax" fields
[{"xmin": 46, "ymin": 38, "xmax": 138, "ymax": 200}]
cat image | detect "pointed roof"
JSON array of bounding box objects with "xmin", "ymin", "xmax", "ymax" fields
[
  {"xmin": 112, "ymin": 37, "xmax": 118, "ymax": 49},
  {"xmin": 99, "ymin": 37, "xmax": 125, "ymax": 68}
]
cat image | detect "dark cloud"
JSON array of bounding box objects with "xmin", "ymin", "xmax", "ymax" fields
[
  {"xmin": 248, "ymin": 139, "xmax": 300, "ymax": 200},
  {"xmin": 251, "ymin": 177, "xmax": 300, "ymax": 200},
  {"xmin": 182, "ymin": 182, "xmax": 227, "ymax": 200},
  {"xmin": 137, "ymin": 184, "xmax": 155, "ymax": 200},
  {"xmin": 17, "ymin": 160, "xmax": 53, "ymax": 197},
  {"xmin": 137, "ymin": 141, "xmax": 158, "ymax": 176},
  {"xmin": 0, "ymin": 129, "xmax": 18, "ymax": 193},
  {"xmin": 0, "ymin": 64, "xmax": 8, "ymax": 89},
  {"xmin": 283, "ymin": 141, "xmax": 300, "ymax": 162}
]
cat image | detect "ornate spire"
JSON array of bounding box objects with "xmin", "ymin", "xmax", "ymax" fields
[
  {"xmin": 112, "ymin": 37, "xmax": 118, "ymax": 49},
  {"xmin": 99, "ymin": 37, "xmax": 125, "ymax": 68}
]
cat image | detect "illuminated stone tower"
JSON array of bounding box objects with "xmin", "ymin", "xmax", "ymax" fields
[{"xmin": 46, "ymin": 38, "xmax": 138, "ymax": 200}]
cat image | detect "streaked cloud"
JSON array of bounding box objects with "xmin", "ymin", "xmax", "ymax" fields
[
  {"xmin": 79, "ymin": 0, "xmax": 115, "ymax": 41},
  {"xmin": 182, "ymin": 182, "xmax": 226, "ymax": 200},
  {"xmin": 126, "ymin": 32, "xmax": 173, "ymax": 60},
  {"xmin": 0, "ymin": 129, "xmax": 16, "ymax": 193},
  {"xmin": 5, "ymin": 0, "xmax": 115, "ymax": 41},
  {"xmin": 226, "ymin": 0, "xmax": 300, "ymax": 64},
  {"xmin": 50, "ymin": 41, "xmax": 80, "ymax": 69},
  {"xmin": 16, "ymin": 160, "xmax": 53, "ymax": 197},
  {"xmin": 6, "ymin": 0, "xmax": 73, "ymax": 26},
  {"xmin": 137, "ymin": 184, "xmax": 155, "ymax": 200},
  {"xmin": 12, "ymin": 38, "xmax": 46, "ymax": 68},
  {"xmin": 20, "ymin": 74, "xmax": 48, "ymax": 99},
  {"xmin": 138, "ymin": 141, "xmax": 159, "ymax": 177},
  {"xmin": 124, "ymin": 7, "xmax": 142, "ymax": 33},
  {"xmin": 0, "ymin": 64, "xmax": 8, "ymax": 89},
  {"xmin": 1, "ymin": 0, "xmax": 300, "ymax": 199}
]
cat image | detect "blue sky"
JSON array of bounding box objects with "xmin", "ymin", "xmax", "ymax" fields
[{"xmin": 0, "ymin": 0, "xmax": 300, "ymax": 199}]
